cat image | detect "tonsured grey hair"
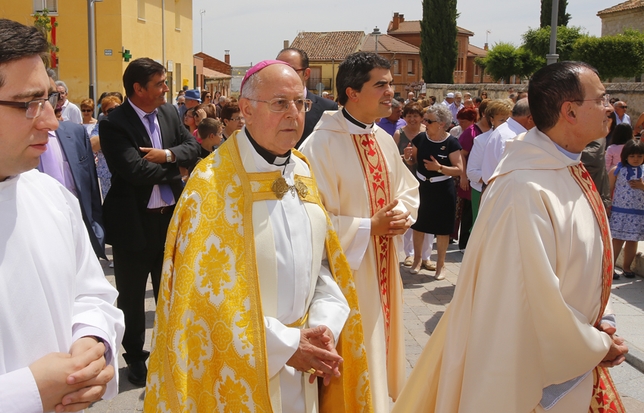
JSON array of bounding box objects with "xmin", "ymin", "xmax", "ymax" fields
[
  {"xmin": 426, "ymin": 103, "xmax": 453, "ymax": 126},
  {"xmin": 240, "ymin": 73, "xmax": 262, "ymax": 101}
]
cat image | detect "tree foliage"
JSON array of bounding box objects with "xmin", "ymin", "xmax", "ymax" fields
[
  {"xmin": 33, "ymin": 9, "xmax": 59, "ymax": 54},
  {"xmin": 479, "ymin": 43, "xmax": 543, "ymax": 82},
  {"xmin": 540, "ymin": 0, "xmax": 570, "ymax": 28},
  {"xmin": 522, "ymin": 26, "xmax": 587, "ymax": 67},
  {"xmin": 420, "ymin": 0, "xmax": 458, "ymax": 83},
  {"xmin": 572, "ymin": 32, "xmax": 644, "ymax": 80}
]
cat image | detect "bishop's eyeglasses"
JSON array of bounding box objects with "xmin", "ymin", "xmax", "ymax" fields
[{"xmin": 247, "ymin": 98, "xmax": 312, "ymax": 113}]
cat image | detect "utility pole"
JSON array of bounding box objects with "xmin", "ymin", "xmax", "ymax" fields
[
  {"xmin": 200, "ymin": 9, "xmax": 206, "ymax": 52},
  {"xmin": 546, "ymin": 0, "xmax": 560, "ymax": 65},
  {"xmin": 87, "ymin": 0, "xmax": 102, "ymax": 116}
]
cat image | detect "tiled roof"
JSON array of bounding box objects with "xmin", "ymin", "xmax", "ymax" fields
[
  {"xmin": 598, "ymin": 0, "xmax": 644, "ymax": 15},
  {"xmin": 361, "ymin": 34, "xmax": 419, "ymax": 54},
  {"xmin": 467, "ymin": 44, "xmax": 488, "ymax": 57},
  {"xmin": 387, "ymin": 20, "xmax": 474, "ymax": 36},
  {"xmin": 290, "ymin": 31, "xmax": 365, "ymax": 61}
]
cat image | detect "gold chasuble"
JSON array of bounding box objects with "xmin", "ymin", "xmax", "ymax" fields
[
  {"xmin": 569, "ymin": 164, "xmax": 625, "ymax": 413},
  {"xmin": 144, "ymin": 132, "xmax": 372, "ymax": 412}
]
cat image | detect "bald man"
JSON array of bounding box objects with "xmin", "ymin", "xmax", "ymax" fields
[{"xmin": 144, "ymin": 61, "xmax": 371, "ymax": 413}]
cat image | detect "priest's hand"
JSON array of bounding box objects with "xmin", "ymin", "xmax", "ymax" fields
[
  {"xmin": 29, "ymin": 340, "xmax": 107, "ymax": 413},
  {"xmin": 371, "ymin": 200, "xmax": 411, "ymax": 236},
  {"xmin": 55, "ymin": 337, "xmax": 113, "ymax": 412},
  {"xmin": 287, "ymin": 326, "xmax": 342, "ymax": 386},
  {"xmin": 598, "ymin": 323, "xmax": 628, "ymax": 368}
]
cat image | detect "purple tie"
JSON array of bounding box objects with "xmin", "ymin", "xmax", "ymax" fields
[{"xmin": 144, "ymin": 112, "xmax": 174, "ymax": 205}]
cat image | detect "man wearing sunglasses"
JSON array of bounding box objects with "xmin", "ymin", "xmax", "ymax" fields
[
  {"xmin": 145, "ymin": 60, "xmax": 370, "ymax": 412},
  {"xmin": 614, "ymin": 100, "xmax": 631, "ymax": 126},
  {"xmin": 0, "ymin": 18, "xmax": 124, "ymax": 412}
]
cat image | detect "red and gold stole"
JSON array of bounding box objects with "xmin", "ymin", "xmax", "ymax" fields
[
  {"xmin": 351, "ymin": 133, "xmax": 396, "ymax": 352},
  {"xmin": 568, "ymin": 164, "xmax": 626, "ymax": 413}
]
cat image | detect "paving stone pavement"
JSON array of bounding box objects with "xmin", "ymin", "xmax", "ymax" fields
[{"xmin": 90, "ymin": 245, "xmax": 644, "ymax": 412}]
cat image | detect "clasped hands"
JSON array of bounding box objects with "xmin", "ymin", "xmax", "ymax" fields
[
  {"xmin": 371, "ymin": 199, "xmax": 412, "ymax": 237},
  {"xmin": 598, "ymin": 322, "xmax": 628, "ymax": 368},
  {"xmin": 30, "ymin": 336, "xmax": 113, "ymax": 412},
  {"xmin": 286, "ymin": 325, "xmax": 342, "ymax": 386}
]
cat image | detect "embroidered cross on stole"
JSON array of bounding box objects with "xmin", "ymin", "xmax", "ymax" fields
[
  {"xmin": 351, "ymin": 132, "xmax": 396, "ymax": 353},
  {"xmin": 568, "ymin": 163, "xmax": 626, "ymax": 413}
]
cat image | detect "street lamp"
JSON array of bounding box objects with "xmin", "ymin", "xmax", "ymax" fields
[
  {"xmin": 200, "ymin": 9, "xmax": 206, "ymax": 52},
  {"xmin": 546, "ymin": 0, "xmax": 560, "ymax": 65},
  {"xmin": 371, "ymin": 27, "xmax": 381, "ymax": 55}
]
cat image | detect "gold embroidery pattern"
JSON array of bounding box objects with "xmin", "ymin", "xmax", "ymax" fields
[
  {"xmin": 568, "ymin": 164, "xmax": 625, "ymax": 413},
  {"xmin": 350, "ymin": 133, "xmax": 394, "ymax": 353},
  {"xmin": 144, "ymin": 133, "xmax": 372, "ymax": 412}
]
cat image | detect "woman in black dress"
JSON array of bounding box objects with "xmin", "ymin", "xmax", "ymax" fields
[{"xmin": 403, "ymin": 104, "xmax": 463, "ymax": 279}]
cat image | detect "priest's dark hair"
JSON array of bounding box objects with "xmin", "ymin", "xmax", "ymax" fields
[
  {"xmin": 122, "ymin": 57, "xmax": 166, "ymax": 98},
  {"xmin": 0, "ymin": 19, "xmax": 48, "ymax": 87},
  {"xmin": 620, "ymin": 137, "xmax": 644, "ymax": 166},
  {"xmin": 528, "ymin": 61, "xmax": 599, "ymax": 132},
  {"xmin": 336, "ymin": 52, "xmax": 391, "ymax": 106}
]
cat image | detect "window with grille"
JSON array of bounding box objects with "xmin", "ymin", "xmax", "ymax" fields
[{"xmin": 33, "ymin": 0, "xmax": 57, "ymax": 13}]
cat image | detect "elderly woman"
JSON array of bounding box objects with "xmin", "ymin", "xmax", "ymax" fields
[
  {"xmin": 80, "ymin": 98, "xmax": 98, "ymax": 137},
  {"xmin": 394, "ymin": 103, "xmax": 433, "ymax": 269},
  {"xmin": 403, "ymin": 104, "xmax": 463, "ymax": 279},
  {"xmin": 220, "ymin": 102, "xmax": 245, "ymax": 141}
]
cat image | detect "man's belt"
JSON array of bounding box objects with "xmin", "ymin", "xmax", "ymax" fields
[{"xmin": 146, "ymin": 205, "xmax": 175, "ymax": 214}]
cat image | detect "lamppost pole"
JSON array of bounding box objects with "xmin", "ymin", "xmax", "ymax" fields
[
  {"xmin": 200, "ymin": 9, "xmax": 206, "ymax": 52},
  {"xmin": 546, "ymin": 0, "xmax": 560, "ymax": 65}
]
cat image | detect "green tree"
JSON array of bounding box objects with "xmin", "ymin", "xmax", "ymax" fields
[
  {"xmin": 482, "ymin": 43, "xmax": 523, "ymax": 83},
  {"xmin": 522, "ymin": 26, "xmax": 587, "ymax": 67},
  {"xmin": 540, "ymin": 0, "xmax": 571, "ymax": 28},
  {"xmin": 33, "ymin": 8, "xmax": 59, "ymax": 54},
  {"xmin": 572, "ymin": 33, "xmax": 644, "ymax": 80},
  {"xmin": 420, "ymin": 0, "xmax": 458, "ymax": 83}
]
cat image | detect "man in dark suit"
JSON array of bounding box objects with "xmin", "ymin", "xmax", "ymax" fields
[
  {"xmin": 276, "ymin": 47, "xmax": 338, "ymax": 148},
  {"xmin": 99, "ymin": 58, "xmax": 200, "ymax": 386},
  {"xmin": 39, "ymin": 70, "xmax": 106, "ymax": 259}
]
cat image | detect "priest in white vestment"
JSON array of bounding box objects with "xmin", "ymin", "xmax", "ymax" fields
[
  {"xmin": 392, "ymin": 62, "xmax": 629, "ymax": 413},
  {"xmin": 301, "ymin": 52, "xmax": 419, "ymax": 411},
  {"xmin": 0, "ymin": 19, "xmax": 124, "ymax": 413},
  {"xmin": 145, "ymin": 61, "xmax": 372, "ymax": 413}
]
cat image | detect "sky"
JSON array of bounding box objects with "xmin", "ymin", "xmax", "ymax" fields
[{"xmin": 192, "ymin": 0, "xmax": 612, "ymax": 67}]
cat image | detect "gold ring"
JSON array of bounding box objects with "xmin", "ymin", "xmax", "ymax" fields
[{"xmin": 306, "ymin": 368, "xmax": 316, "ymax": 375}]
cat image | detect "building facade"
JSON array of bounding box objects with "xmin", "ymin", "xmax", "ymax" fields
[
  {"xmin": 598, "ymin": 0, "xmax": 644, "ymax": 36},
  {"xmin": 3, "ymin": 0, "xmax": 193, "ymax": 106},
  {"xmin": 386, "ymin": 12, "xmax": 490, "ymax": 84}
]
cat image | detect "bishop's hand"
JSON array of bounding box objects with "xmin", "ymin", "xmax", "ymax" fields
[{"xmin": 286, "ymin": 325, "xmax": 342, "ymax": 386}]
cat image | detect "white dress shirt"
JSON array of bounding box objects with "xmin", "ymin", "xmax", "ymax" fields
[{"xmin": 481, "ymin": 118, "xmax": 527, "ymax": 184}]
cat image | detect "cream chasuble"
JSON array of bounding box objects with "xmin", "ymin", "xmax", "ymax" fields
[
  {"xmin": 144, "ymin": 129, "xmax": 372, "ymax": 412},
  {"xmin": 301, "ymin": 110, "xmax": 419, "ymax": 410},
  {"xmin": 392, "ymin": 128, "xmax": 622, "ymax": 413}
]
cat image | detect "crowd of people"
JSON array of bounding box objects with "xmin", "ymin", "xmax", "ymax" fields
[{"xmin": 0, "ymin": 15, "xmax": 639, "ymax": 413}]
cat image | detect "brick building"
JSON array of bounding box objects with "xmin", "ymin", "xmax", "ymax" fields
[
  {"xmin": 386, "ymin": 12, "xmax": 490, "ymax": 84},
  {"xmin": 193, "ymin": 51, "xmax": 232, "ymax": 97}
]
